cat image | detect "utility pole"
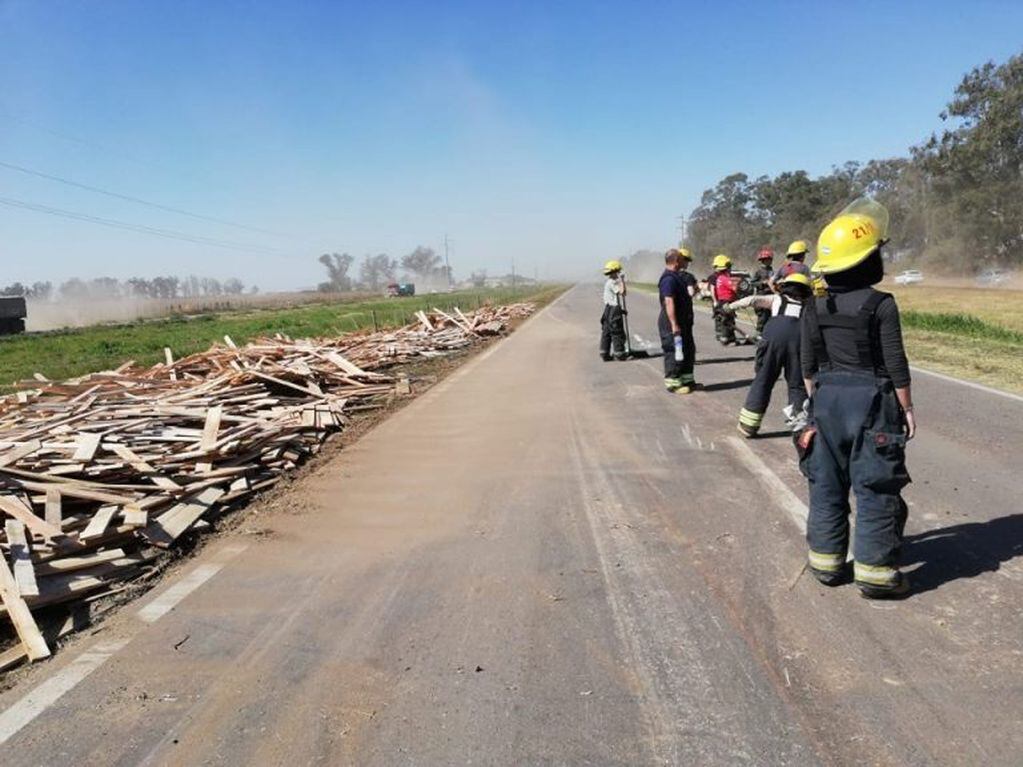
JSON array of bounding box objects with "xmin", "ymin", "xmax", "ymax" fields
[
  {"xmin": 511, "ymin": 259, "xmax": 516, "ymax": 291},
  {"xmin": 676, "ymin": 214, "xmax": 687, "ymax": 246},
  {"xmin": 443, "ymin": 233, "xmax": 453, "ymax": 289}
]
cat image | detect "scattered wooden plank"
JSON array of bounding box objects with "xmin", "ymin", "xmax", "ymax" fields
[
  {"xmin": 0, "ymin": 495, "xmax": 65, "ymax": 540},
  {"xmin": 45, "ymin": 488, "xmax": 63, "ymax": 527},
  {"xmin": 142, "ymin": 487, "xmax": 225, "ymax": 548},
  {"xmin": 0, "ymin": 439, "xmax": 42, "ymax": 468},
  {"xmin": 0, "ymin": 553, "xmax": 50, "ymax": 660},
  {"xmin": 5, "ymin": 520, "xmax": 39, "ymax": 597},
  {"xmin": 72, "ymin": 432, "xmax": 102, "ymax": 461},
  {"xmin": 200, "ymin": 405, "xmax": 223, "ymax": 452},
  {"xmin": 79, "ymin": 505, "xmax": 119, "ymax": 541}
]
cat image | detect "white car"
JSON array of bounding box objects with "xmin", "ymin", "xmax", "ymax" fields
[{"xmin": 894, "ymin": 269, "xmax": 924, "ymax": 286}]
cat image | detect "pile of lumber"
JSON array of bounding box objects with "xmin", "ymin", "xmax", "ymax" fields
[{"xmin": 0, "ymin": 301, "xmax": 535, "ymax": 669}]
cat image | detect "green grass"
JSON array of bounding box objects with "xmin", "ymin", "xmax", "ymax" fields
[
  {"xmin": 900, "ymin": 310, "xmax": 1023, "ymax": 344},
  {"xmin": 0, "ymin": 285, "xmax": 566, "ymax": 387}
]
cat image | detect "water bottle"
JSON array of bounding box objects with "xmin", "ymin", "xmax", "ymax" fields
[{"xmin": 674, "ymin": 335, "xmax": 684, "ymax": 361}]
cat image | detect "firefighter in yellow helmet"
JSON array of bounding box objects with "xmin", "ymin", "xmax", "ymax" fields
[
  {"xmin": 799, "ymin": 198, "xmax": 916, "ymax": 599},
  {"xmin": 709, "ymin": 254, "xmax": 738, "ymax": 344},
  {"xmin": 727, "ymin": 273, "xmax": 813, "ymax": 437},
  {"xmin": 600, "ymin": 260, "xmax": 627, "ymax": 361},
  {"xmin": 768, "ymin": 240, "xmax": 812, "ymax": 292}
]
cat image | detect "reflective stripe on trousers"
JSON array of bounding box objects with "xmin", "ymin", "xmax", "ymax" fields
[{"xmin": 803, "ymin": 370, "xmax": 910, "ymax": 579}]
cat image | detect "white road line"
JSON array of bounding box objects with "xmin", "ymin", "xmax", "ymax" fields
[
  {"xmin": 726, "ymin": 436, "xmax": 808, "ymax": 532},
  {"xmin": 0, "ymin": 543, "xmax": 248, "ymax": 746},
  {"xmin": 137, "ymin": 544, "xmax": 247, "ymax": 623},
  {"xmin": 911, "ymin": 365, "xmax": 1023, "ymax": 403},
  {"xmin": 0, "ymin": 639, "xmax": 130, "ymax": 745}
]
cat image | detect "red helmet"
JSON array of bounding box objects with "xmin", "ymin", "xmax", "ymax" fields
[{"xmin": 757, "ymin": 247, "xmax": 775, "ymax": 261}]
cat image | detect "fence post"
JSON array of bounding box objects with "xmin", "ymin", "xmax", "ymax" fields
[{"xmin": 372, "ymin": 309, "xmax": 378, "ymax": 332}]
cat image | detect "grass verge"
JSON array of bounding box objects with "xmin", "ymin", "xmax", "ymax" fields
[{"xmin": 0, "ymin": 285, "xmax": 567, "ymax": 387}]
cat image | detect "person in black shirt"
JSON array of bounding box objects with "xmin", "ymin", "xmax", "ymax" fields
[
  {"xmin": 751, "ymin": 247, "xmax": 775, "ymax": 334},
  {"xmin": 800, "ymin": 200, "xmax": 916, "ymax": 599},
  {"xmin": 657, "ymin": 250, "xmax": 696, "ymax": 393}
]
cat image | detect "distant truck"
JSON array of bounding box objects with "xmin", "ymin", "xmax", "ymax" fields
[
  {"xmin": 386, "ymin": 282, "xmax": 416, "ymax": 297},
  {"xmin": 0, "ymin": 296, "xmax": 26, "ymax": 336}
]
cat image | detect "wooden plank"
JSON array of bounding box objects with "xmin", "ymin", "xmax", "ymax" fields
[
  {"xmin": 142, "ymin": 487, "xmax": 224, "ymax": 548},
  {"xmin": 121, "ymin": 504, "xmax": 147, "ymax": 527},
  {"xmin": 79, "ymin": 505, "xmax": 119, "ymax": 541},
  {"xmin": 0, "ymin": 553, "xmax": 50, "ymax": 660},
  {"xmin": 108, "ymin": 443, "xmax": 181, "ymax": 490},
  {"xmin": 0, "ymin": 439, "xmax": 42, "ymax": 468},
  {"xmin": 0, "ymin": 494, "xmax": 65, "ymax": 539},
  {"xmin": 35, "ymin": 548, "xmax": 126, "ymax": 576},
  {"xmin": 5, "ymin": 519, "xmax": 40, "ymax": 597},
  {"xmin": 44, "ymin": 488, "xmax": 63, "ymax": 527},
  {"xmin": 72, "ymin": 432, "xmax": 102, "ymax": 461},
  {"xmin": 200, "ymin": 405, "xmax": 223, "ymax": 452}
]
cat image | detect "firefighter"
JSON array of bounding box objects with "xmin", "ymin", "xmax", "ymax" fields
[
  {"xmin": 657, "ymin": 250, "xmax": 696, "ymax": 392},
  {"xmin": 677, "ymin": 247, "xmax": 699, "ymax": 298},
  {"xmin": 728, "ymin": 273, "xmax": 812, "ymax": 437},
  {"xmin": 599, "ymin": 260, "xmax": 627, "ymax": 361},
  {"xmin": 709, "ymin": 254, "xmax": 737, "ymax": 344},
  {"xmin": 752, "ymin": 247, "xmax": 775, "ymax": 334},
  {"xmin": 799, "ymin": 199, "xmax": 916, "ymax": 599},
  {"xmin": 769, "ymin": 240, "xmax": 812, "ymax": 291}
]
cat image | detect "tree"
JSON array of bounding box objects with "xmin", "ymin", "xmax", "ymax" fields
[
  {"xmin": 469, "ymin": 269, "xmax": 487, "ymax": 288},
  {"xmin": 0, "ymin": 282, "xmax": 26, "ymax": 297},
  {"xmin": 915, "ymin": 51, "xmax": 1023, "ymax": 266},
  {"xmin": 318, "ymin": 252, "xmax": 355, "ymax": 292},
  {"xmin": 358, "ymin": 253, "xmax": 397, "ymax": 290},
  {"xmin": 400, "ymin": 246, "xmax": 441, "ymax": 278},
  {"xmin": 223, "ymin": 278, "xmax": 245, "ymax": 295}
]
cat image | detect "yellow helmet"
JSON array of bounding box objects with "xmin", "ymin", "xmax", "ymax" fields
[
  {"xmin": 712, "ymin": 254, "xmax": 731, "ymax": 270},
  {"xmin": 813, "ymin": 198, "xmax": 890, "ymax": 275},
  {"xmin": 787, "ymin": 240, "xmax": 809, "ymax": 257},
  {"xmin": 782, "ymin": 273, "xmax": 812, "ymax": 288},
  {"xmin": 812, "ymin": 275, "xmax": 827, "ymax": 297},
  {"xmin": 678, "ymin": 247, "xmax": 692, "ymax": 260},
  {"xmin": 603, "ymin": 259, "xmax": 623, "ymax": 275}
]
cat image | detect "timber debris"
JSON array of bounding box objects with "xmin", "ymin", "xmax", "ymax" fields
[{"xmin": 0, "ymin": 302, "xmax": 536, "ymax": 669}]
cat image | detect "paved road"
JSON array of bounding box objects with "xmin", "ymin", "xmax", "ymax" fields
[{"xmin": 1, "ymin": 284, "xmax": 1021, "ymax": 766}]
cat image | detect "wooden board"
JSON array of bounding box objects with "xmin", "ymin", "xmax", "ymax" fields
[
  {"xmin": 0, "ymin": 494, "xmax": 65, "ymax": 540},
  {"xmin": 142, "ymin": 487, "xmax": 225, "ymax": 548},
  {"xmin": 0, "ymin": 554, "xmax": 50, "ymax": 660},
  {"xmin": 5, "ymin": 519, "xmax": 39, "ymax": 597}
]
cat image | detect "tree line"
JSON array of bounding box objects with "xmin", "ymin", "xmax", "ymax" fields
[
  {"xmin": 317, "ymin": 246, "xmax": 453, "ymax": 292},
  {"xmin": 0, "ymin": 275, "xmax": 253, "ymax": 301},
  {"xmin": 685, "ymin": 49, "xmax": 1023, "ymax": 273}
]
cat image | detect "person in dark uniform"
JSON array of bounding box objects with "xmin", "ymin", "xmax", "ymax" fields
[
  {"xmin": 728, "ymin": 273, "xmax": 812, "ymax": 437},
  {"xmin": 799, "ymin": 200, "xmax": 916, "ymax": 599},
  {"xmin": 657, "ymin": 250, "xmax": 696, "ymax": 393},
  {"xmin": 751, "ymin": 247, "xmax": 775, "ymax": 334}
]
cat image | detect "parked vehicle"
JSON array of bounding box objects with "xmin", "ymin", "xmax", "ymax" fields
[
  {"xmin": 894, "ymin": 269, "xmax": 924, "ymax": 285},
  {"xmin": 386, "ymin": 282, "xmax": 416, "ymax": 297},
  {"xmin": 0, "ymin": 296, "xmax": 27, "ymax": 336},
  {"xmin": 976, "ymin": 269, "xmax": 1009, "ymax": 286}
]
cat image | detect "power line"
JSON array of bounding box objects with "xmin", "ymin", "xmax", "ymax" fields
[
  {"xmin": 0, "ymin": 194, "xmax": 286, "ymax": 254},
  {"xmin": 0, "ymin": 159, "xmax": 289, "ymax": 238}
]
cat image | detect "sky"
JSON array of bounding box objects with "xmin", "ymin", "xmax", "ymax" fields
[{"xmin": 2, "ymin": 0, "xmax": 1022, "ymax": 289}]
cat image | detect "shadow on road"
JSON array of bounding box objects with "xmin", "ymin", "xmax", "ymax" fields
[
  {"xmin": 901, "ymin": 513, "xmax": 1023, "ymax": 595},
  {"xmin": 699, "ymin": 378, "xmax": 755, "ymax": 393},
  {"xmin": 696, "ymin": 356, "xmax": 756, "ymax": 365}
]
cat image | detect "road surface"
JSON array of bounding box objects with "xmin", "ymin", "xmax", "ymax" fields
[{"xmin": 1, "ymin": 284, "xmax": 1021, "ymax": 766}]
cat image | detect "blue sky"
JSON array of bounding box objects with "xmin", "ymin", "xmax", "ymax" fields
[{"xmin": 1, "ymin": 0, "xmax": 1022, "ymax": 288}]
